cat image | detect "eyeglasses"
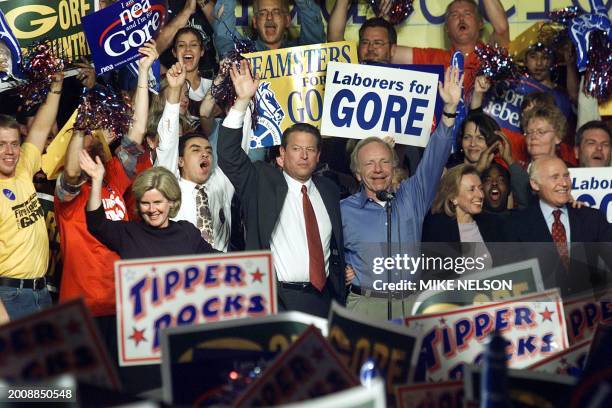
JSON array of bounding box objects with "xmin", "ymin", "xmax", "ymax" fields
[
  {"xmin": 255, "ymin": 9, "xmax": 285, "ymax": 18},
  {"xmin": 290, "ymin": 145, "xmax": 317, "ymax": 154},
  {"xmin": 359, "ymin": 39, "xmax": 389, "ymax": 48},
  {"xmin": 524, "ymin": 128, "xmax": 555, "ymax": 138}
]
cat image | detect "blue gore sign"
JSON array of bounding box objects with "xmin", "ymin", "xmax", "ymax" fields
[{"xmin": 83, "ymin": 0, "xmax": 167, "ymax": 75}]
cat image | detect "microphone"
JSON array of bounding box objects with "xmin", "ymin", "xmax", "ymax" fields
[{"xmin": 375, "ymin": 190, "xmax": 396, "ymax": 202}]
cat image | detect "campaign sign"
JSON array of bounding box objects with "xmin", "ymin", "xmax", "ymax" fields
[
  {"xmin": 321, "ymin": 61, "xmax": 439, "ymax": 147},
  {"xmin": 327, "ymin": 302, "xmax": 420, "ymax": 406},
  {"xmin": 115, "ymin": 250, "xmax": 275, "ymax": 366},
  {"xmin": 0, "ymin": 0, "xmax": 95, "ymax": 62},
  {"xmin": 463, "ymin": 365, "xmax": 577, "ymax": 407},
  {"xmin": 82, "ymin": 0, "xmax": 167, "ymax": 75},
  {"xmin": 234, "ymin": 326, "xmax": 359, "ymax": 407},
  {"xmin": 395, "ymin": 381, "xmax": 464, "ymax": 408},
  {"xmin": 482, "ymin": 77, "xmax": 572, "ymax": 134},
  {"xmin": 412, "ymin": 258, "xmax": 545, "ymax": 315},
  {"xmin": 242, "ymin": 41, "xmax": 357, "ymax": 148},
  {"xmin": 160, "ymin": 312, "xmax": 327, "ymax": 405},
  {"xmin": 527, "ymin": 339, "xmax": 591, "ymax": 378},
  {"xmin": 406, "ymin": 289, "xmax": 568, "ymax": 382},
  {"xmin": 570, "ymin": 167, "xmax": 612, "ymax": 223},
  {"xmin": 0, "ymin": 299, "xmax": 119, "ymax": 389},
  {"xmin": 563, "ymin": 286, "xmax": 612, "ymax": 343}
]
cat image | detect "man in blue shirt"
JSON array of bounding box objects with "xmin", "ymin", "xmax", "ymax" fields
[
  {"xmin": 342, "ymin": 66, "xmax": 463, "ymax": 320},
  {"xmin": 213, "ymin": 0, "xmax": 325, "ymax": 55}
]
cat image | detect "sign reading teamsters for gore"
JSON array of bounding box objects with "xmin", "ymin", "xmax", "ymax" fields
[
  {"xmin": 82, "ymin": 0, "xmax": 167, "ymax": 75},
  {"xmin": 321, "ymin": 61, "xmax": 439, "ymax": 147}
]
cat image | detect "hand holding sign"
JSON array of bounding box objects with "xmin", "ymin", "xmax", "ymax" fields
[
  {"xmin": 138, "ymin": 40, "xmax": 158, "ymax": 73},
  {"xmin": 230, "ymin": 60, "xmax": 260, "ymax": 112}
]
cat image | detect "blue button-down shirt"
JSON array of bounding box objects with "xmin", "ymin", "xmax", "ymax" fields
[{"xmin": 341, "ymin": 122, "xmax": 454, "ymax": 288}]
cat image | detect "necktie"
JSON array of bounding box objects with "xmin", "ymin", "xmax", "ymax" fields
[
  {"xmin": 195, "ymin": 184, "xmax": 214, "ymax": 246},
  {"xmin": 552, "ymin": 209, "xmax": 569, "ymax": 270},
  {"xmin": 302, "ymin": 185, "xmax": 326, "ymax": 291}
]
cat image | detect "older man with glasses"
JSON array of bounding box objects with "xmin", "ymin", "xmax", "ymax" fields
[{"xmin": 213, "ymin": 0, "xmax": 325, "ymax": 55}]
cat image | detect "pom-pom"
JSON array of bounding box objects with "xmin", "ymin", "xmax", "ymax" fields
[
  {"xmin": 583, "ymin": 30, "xmax": 611, "ymax": 101},
  {"xmin": 475, "ymin": 43, "xmax": 522, "ymax": 83},
  {"xmin": 548, "ymin": 6, "xmax": 584, "ymax": 25},
  {"xmin": 367, "ymin": 0, "xmax": 414, "ymax": 25},
  {"xmin": 18, "ymin": 41, "xmax": 64, "ymax": 108},
  {"xmin": 211, "ymin": 37, "xmax": 258, "ymax": 128},
  {"xmin": 74, "ymin": 84, "xmax": 132, "ymax": 138}
]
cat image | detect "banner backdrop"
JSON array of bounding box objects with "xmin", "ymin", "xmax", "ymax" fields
[
  {"xmin": 0, "ymin": 0, "xmax": 95, "ymax": 62},
  {"xmin": 115, "ymin": 250, "xmax": 275, "ymax": 366},
  {"xmin": 570, "ymin": 167, "xmax": 612, "ymax": 223},
  {"xmin": 406, "ymin": 289, "xmax": 568, "ymax": 382},
  {"xmin": 82, "ymin": 0, "xmax": 167, "ymax": 75},
  {"xmin": 242, "ymin": 41, "xmax": 357, "ymax": 148},
  {"xmin": 321, "ymin": 62, "xmax": 439, "ymax": 147}
]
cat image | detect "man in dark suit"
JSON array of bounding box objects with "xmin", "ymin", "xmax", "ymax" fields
[
  {"xmin": 504, "ymin": 156, "xmax": 612, "ymax": 295},
  {"xmin": 216, "ymin": 60, "xmax": 345, "ymax": 317}
]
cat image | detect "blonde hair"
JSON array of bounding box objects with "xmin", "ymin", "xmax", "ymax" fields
[
  {"xmin": 132, "ymin": 167, "xmax": 181, "ymax": 218},
  {"xmin": 521, "ymin": 104, "xmax": 567, "ymax": 143},
  {"xmin": 431, "ymin": 164, "xmax": 480, "ymax": 218}
]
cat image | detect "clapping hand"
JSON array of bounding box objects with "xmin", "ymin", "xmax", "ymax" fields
[{"xmin": 79, "ymin": 149, "xmax": 105, "ymax": 182}]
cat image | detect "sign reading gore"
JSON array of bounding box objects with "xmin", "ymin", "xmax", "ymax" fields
[{"xmin": 82, "ymin": 0, "xmax": 167, "ymax": 75}]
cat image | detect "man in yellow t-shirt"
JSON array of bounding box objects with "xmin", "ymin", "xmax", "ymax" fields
[{"xmin": 0, "ymin": 74, "xmax": 63, "ymax": 320}]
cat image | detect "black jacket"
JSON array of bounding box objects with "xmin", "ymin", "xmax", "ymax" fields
[{"xmin": 217, "ymin": 124, "xmax": 346, "ymax": 304}]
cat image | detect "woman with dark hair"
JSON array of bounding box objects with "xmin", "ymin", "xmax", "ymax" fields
[
  {"xmin": 82, "ymin": 153, "xmax": 215, "ymax": 259},
  {"xmin": 449, "ymin": 110, "xmax": 530, "ymax": 209}
]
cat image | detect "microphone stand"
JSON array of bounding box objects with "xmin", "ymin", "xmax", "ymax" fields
[{"xmin": 386, "ymin": 200, "xmax": 392, "ymax": 320}]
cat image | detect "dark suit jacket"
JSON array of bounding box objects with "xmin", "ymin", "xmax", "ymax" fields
[
  {"xmin": 503, "ymin": 203, "xmax": 612, "ymax": 295},
  {"xmin": 421, "ymin": 212, "xmax": 511, "ymax": 277},
  {"xmin": 217, "ymin": 124, "xmax": 346, "ymax": 304}
]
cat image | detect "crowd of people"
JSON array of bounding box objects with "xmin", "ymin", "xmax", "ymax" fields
[{"xmin": 0, "ymin": 0, "xmax": 611, "ymax": 394}]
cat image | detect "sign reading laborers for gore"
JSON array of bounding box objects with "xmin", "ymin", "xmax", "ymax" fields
[
  {"xmin": 570, "ymin": 167, "xmax": 612, "ymax": 223},
  {"xmin": 82, "ymin": 0, "xmax": 167, "ymax": 75},
  {"xmin": 321, "ymin": 61, "xmax": 439, "ymax": 147},
  {"xmin": 115, "ymin": 251, "xmax": 276, "ymax": 366}
]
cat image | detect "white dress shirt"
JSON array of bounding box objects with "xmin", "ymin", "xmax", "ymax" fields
[
  {"xmin": 156, "ymin": 101, "xmax": 234, "ymax": 252},
  {"xmin": 540, "ymin": 200, "xmax": 572, "ymax": 243},
  {"xmin": 271, "ymin": 174, "xmax": 332, "ymax": 282},
  {"xmin": 223, "ymin": 108, "xmax": 333, "ymax": 282}
]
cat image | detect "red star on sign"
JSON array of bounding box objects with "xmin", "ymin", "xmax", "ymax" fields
[
  {"xmin": 540, "ymin": 307, "xmax": 554, "ymax": 322},
  {"xmin": 439, "ymin": 318, "xmax": 447, "ymax": 326},
  {"xmin": 251, "ymin": 269, "xmax": 264, "ymax": 283},
  {"xmin": 129, "ymin": 327, "xmax": 147, "ymax": 346}
]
